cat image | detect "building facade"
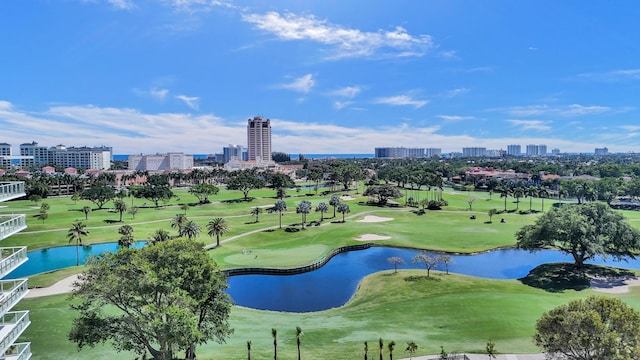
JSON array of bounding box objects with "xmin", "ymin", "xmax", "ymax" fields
[
  {"xmin": 0, "ymin": 143, "xmax": 11, "ymax": 169},
  {"xmin": 506, "ymin": 144, "xmax": 521, "ymax": 156},
  {"xmin": 595, "ymin": 147, "xmax": 609, "ymax": 155},
  {"xmin": 0, "ymin": 181, "xmax": 31, "ymax": 359},
  {"xmin": 424, "ymin": 148, "xmax": 442, "ymax": 158},
  {"xmin": 462, "ymin": 147, "xmax": 487, "ymax": 157},
  {"xmin": 526, "ymin": 144, "xmax": 547, "ymax": 157},
  {"xmin": 48, "ymin": 145, "xmax": 112, "ymax": 170},
  {"xmin": 128, "ymin": 152, "xmax": 194, "ymax": 171},
  {"xmin": 374, "ymin": 147, "xmax": 428, "ymax": 159},
  {"xmin": 247, "ymin": 116, "xmax": 272, "ymax": 161},
  {"xmin": 18, "ymin": 142, "xmax": 49, "ymax": 168},
  {"xmin": 223, "ymin": 144, "xmax": 248, "ymax": 163}
]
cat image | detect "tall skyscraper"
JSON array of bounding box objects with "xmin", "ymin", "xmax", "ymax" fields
[
  {"xmin": 507, "ymin": 144, "xmax": 521, "ymax": 156},
  {"xmin": 247, "ymin": 116, "xmax": 272, "ymax": 161}
]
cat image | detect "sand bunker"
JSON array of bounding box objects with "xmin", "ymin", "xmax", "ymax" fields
[
  {"xmin": 355, "ymin": 234, "xmax": 391, "ymax": 241},
  {"xmin": 357, "ymin": 215, "xmax": 394, "ymax": 223},
  {"xmin": 590, "ymin": 276, "xmax": 640, "ymax": 294},
  {"xmin": 340, "ymin": 195, "xmax": 355, "ymax": 201}
]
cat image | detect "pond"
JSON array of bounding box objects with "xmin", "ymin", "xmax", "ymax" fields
[{"xmin": 8, "ymin": 243, "xmax": 640, "ymax": 312}]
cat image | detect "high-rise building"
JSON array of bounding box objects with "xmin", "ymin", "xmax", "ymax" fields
[
  {"xmin": 0, "ymin": 143, "xmax": 11, "ymax": 169},
  {"xmin": 374, "ymin": 147, "xmax": 427, "ymax": 159},
  {"xmin": 462, "ymin": 147, "xmax": 487, "ymax": 157},
  {"xmin": 424, "ymin": 148, "xmax": 442, "ymax": 158},
  {"xmin": 506, "ymin": 144, "xmax": 521, "ymax": 156},
  {"xmin": 595, "ymin": 147, "xmax": 609, "ymax": 155},
  {"xmin": 19, "ymin": 141, "xmax": 49, "ymax": 168},
  {"xmin": 0, "ymin": 181, "xmax": 31, "ymax": 358},
  {"xmin": 223, "ymin": 144, "xmax": 247, "ymax": 163},
  {"xmin": 48, "ymin": 145, "xmax": 112, "ymax": 170},
  {"xmin": 526, "ymin": 144, "xmax": 547, "ymax": 157},
  {"xmin": 247, "ymin": 116, "xmax": 272, "ymax": 161},
  {"xmin": 128, "ymin": 153, "xmax": 194, "ymax": 171}
]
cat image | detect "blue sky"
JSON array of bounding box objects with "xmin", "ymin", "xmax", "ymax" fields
[{"xmin": 2, "ymin": 1, "xmax": 640, "ymax": 155}]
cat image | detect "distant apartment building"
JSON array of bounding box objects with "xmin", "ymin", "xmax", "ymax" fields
[
  {"xmin": 128, "ymin": 152, "xmax": 194, "ymax": 171},
  {"xmin": 424, "ymin": 148, "xmax": 442, "ymax": 158},
  {"xmin": 374, "ymin": 147, "xmax": 427, "ymax": 159},
  {"xmin": 486, "ymin": 149, "xmax": 505, "ymax": 157},
  {"xmin": 0, "ymin": 143, "xmax": 11, "ymax": 168},
  {"xmin": 551, "ymin": 148, "xmax": 561, "ymax": 156},
  {"xmin": 19, "ymin": 141, "xmax": 49, "ymax": 167},
  {"xmin": 506, "ymin": 144, "xmax": 522, "ymax": 156},
  {"xmin": 595, "ymin": 147, "xmax": 609, "ymax": 155},
  {"xmin": 462, "ymin": 147, "xmax": 487, "ymax": 157},
  {"xmin": 48, "ymin": 145, "xmax": 112, "ymax": 170},
  {"xmin": 223, "ymin": 144, "xmax": 248, "ymax": 163},
  {"xmin": 526, "ymin": 144, "xmax": 547, "ymax": 157},
  {"xmin": 247, "ymin": 116, "xmax": 272, "ymax": 161}
]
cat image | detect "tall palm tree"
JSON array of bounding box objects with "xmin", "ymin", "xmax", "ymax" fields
[
  {"xmin": 114, "ymin": 199, "xmax": 127, "ymax": 222},
  {"xmin": 405, "ymin": 341, "xmax": 418, "ymax": 360},
  {"xmin": 271, "ymin": 328, "xmax": 278, "ymax": 360},
  {"xmin": 296, "ymin": 200, "xmax": 312, "ymax": 229},
  {"xmin": 247, "ymin": 340, "xmax": 251, "ymax": 360},
  {"xmin": 379, "ymin": 338, "xmax": 384, "ymax": 360},
  {"xmin": 181, "ymin": 220, "xmax": 201, "ymax": 240},
  {"xmin": 512, "ymin": 187, "xmax": 525, "ymax": 210},
  {"xmin": 538, "ymin": 187, "xmax": 549, "ymax": 211},
  {"xmin": 527, "ymin": 186, "xmax": 538, "ymax": 211},
  {"xmin": 148, "ymin": 229, "xmax": 171, "ymax": 245},
  {"xmin": 117, "ymin": 225, "xmax": 135, "ymax": 248},
  {"xmin": 171, "ymin": 213, "xmax": 188, "ymax": 237},
  {"xmin": 67, "ymin": 221, "xmax": 89, "ymax": 266},
  {"xmin": 329, "ymin": 195, "xmax": 341, "ymax": 218},
  {"xmin": 388, "ymin": 341, "xmax": 396, "ymax": 360},
  {"xmin": 337, "ymin": 203, "xmax": 350, "ymax": 222},
  {"xmin": 251, "ymin": 206, "xmax": 263, "ymax": 223},
  {"xmin": 207, "ymin": 217, "xmax": 229, "ymax": 247},
  {"xmin": 315, "ymin": 202, "xmax": 328, "ymax": 222},
  {"xmin": 295, "ymin": 326, "xmax": 303, "ymax": 360},
  {"xmin": 498, "ymin": 186, "xmax": 511, "ymax": 211},
  {"xmin": 364, "ymin": 341, "xmax": 368, "ymax": 360},
  {"xmin": 273, "ymin": 200, "xmax": 287, "ymax": 229}
]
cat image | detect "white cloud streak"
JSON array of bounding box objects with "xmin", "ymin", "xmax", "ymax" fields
[
  {"xmin": 277, "ymin": 74, "xmax": 316, "ymax": 93},
  {"xmin": 506, "ymin": 119, "xmax": 552, "ymax": 132},
  {"xmin": 175, "ymin": 95, "xmax": 200, "ymax": 110},
  {"xmin": 374, "ymin": 95, "xmax": 428, "ymax": 109},
  {"xmin": 502, "ymin": 104, "xmax": 611, "ymax": 117},
  {"xmin": 242, "ymin": 11, "xmax": 433, "ymax": 60},
  {"xmin": 330, "ymin": 86, "xmax": 361, "ymax": 98},
  {"xmin": 578, "ymin": 69, "xmax": 640, "ymax": 82},
  {"xmin": 437, "ymin": 115, "xmax": 475, "ymax": 121}
]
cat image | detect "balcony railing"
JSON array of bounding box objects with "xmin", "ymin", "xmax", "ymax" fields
[
  {"xmin": 0, "ymin": 247, "xmax": 28, "ymax": 279},
  {"xmin": 0, "ymin": 183, "xmax": 26, "ymax": 203},
  {"xmin": 0, "ymin": 311, "xmax": 31, "ymax": 356},
  {"xmin": 0, "ymin": 279, "xmax": 28, "ymax": 318},
  {"xmin": 0, "ymin": 215, "xmax": 26, "ymax": 242},
  {"xmin": 3, "ymin": 342, "xmax": 31, "ymax": 360}
]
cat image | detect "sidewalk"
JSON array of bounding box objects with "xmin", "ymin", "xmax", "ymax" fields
[
  {"xmin": 24, "ymin": 275, "xmax": 78, "ymax": 298},
  {"xmin": 399, "ymin": 354, "xmax": 545, "ymax": 360}
]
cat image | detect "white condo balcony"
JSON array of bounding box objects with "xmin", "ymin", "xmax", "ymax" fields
[
  {"xmin": 0, "ymin": 215, "xmax": 27, "ymax": 242},
  {"xmin": 0, "ymin": 247, "xmax": 28, "ymax": 280},
  {"xmin": 0, "ymin": 183, "xmax": 26, "ymax": 203},
  {"xmin": 0, "ymin": 280, "xmax": 29, "ymax": 318},
  {"xmin": 3, "ymin": 342, "xmax": 31, "ymax": 360},
  {"xmin": 0, "ymin": 311, "xmax": 31, "ymax": 356}
]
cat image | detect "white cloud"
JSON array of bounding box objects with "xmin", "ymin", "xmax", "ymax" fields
[
  {"xmin": 503, "ymin": 104, "xmax": 611, "ymax": 117},
  {"xmin": 330, "ymin": 86, "xmax": 361, "ymax": 98},
  {"xmin": 528, "ymin": 46, "xmax": 538, "ymax": 51},
  {"xmin": 437, "ymin": 115, "xmax": 474, "ymax": 121},
  {"xmin": 506, "ymin": 119, "xmax": 552, "ymax": 131},
  {"xmin": 334, "ymin": 101, "xmax": 353, "ymax": 110},
  {"xmin": 107, "ymin": 0, "xmax": 135, "ymax": 10},
  {"xmin": 438, "ymin": 50, "xmax": 459, "ymax": 60},
  {"xmin": 175, "ymin": 95, "xmax": 200, "ymax": 110},
  {"xmin": 374, "ymin": 95, "xmax": 428, "ymax": 109},
  {"xmin": 242, "ymin": 11, "xmax": 433, "ymax": 59},
  {"xmin": 277, "ymin": 74, "xmax": 316, "ymax": 94},
  {"xmin": 134, "ymin": 87, "xmax": 169, "ymax": 100},
  {"xmin": 578, "ymin": 69, "xmax": 640, "ymax": 82},
  {"xmin": 446, "ymin": 87, "xmax": 469, "ymax": 98},
  {"xmin": 620, "ymin": 125, "xmax": 640, "ymax": 132}
]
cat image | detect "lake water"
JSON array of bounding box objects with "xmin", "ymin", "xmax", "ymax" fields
[{"xmin": 9, "ymin": 244, "xmax": 640, "ymax": 312}]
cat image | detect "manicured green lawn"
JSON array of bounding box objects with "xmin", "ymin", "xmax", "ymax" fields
[{"xmin": 6, "ymin": 186, "xmax": 640, "ymax": 359}]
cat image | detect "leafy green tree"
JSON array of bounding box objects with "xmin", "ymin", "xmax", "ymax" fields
[
  {"xmin": 534, "ymin": 296, "xmax": 640, "ymax": 360},
  {"xmin": 296, "ymin": 200, "xmax": 312, "ymax": 229},
  {"xmin": 71, "ymin": 192, "xmax": 81, "ymax": 204},
  {"xmin": 250, "ymin": 206, "xmax": 263, "ymax": 223},
  {"xmin": 267, "ymin": 172, "xmax": 295, "ymax": 190},
  {"xmin": 226, "ymin": 169, "xmax": 265, "ymax": 201},
  {"xmin": 486, "ymin": 339, "xmax": 497, "ymax": 359},
  {"xmin": 276, "ymin": 187, "xmax": 287, "ymax": 200},
  {"xmin": 315, "ymin": 202, "xmax": 328, "ymax": 222},
  {"xmin": 412, "ymin": 251, "xmax": 440, "ymax": 277},
  {"xmin": 67, "ymin": 221, "xmax": 89, "ymax": 266},
  {"xmin": 135, "ymin": 181, "xmax": 173, "ymax": 208},
  {"xmin": 273, "ymin": 200, "xmax": 287, "ymax": 229},
  {"xmin": 437, "ymin": 254, "xmax": 454, "ymax": 275},
  {"xmin": 363, "ymin": 185, "xmax": 403, "ymax": 206},
  {"xmin": 337, "ymin": 203, "xmax": 350, "ymax": 222},
  {"xmin": 189, "ymin": 183, "xmax": 219, "ymax": 204},
  {"xmin": 487, "ymin": 208, "xmax": 498, "ymax": 223},
  {"xmin": 180, "ymin": 203, "xmax": 190, "ymax": 214},
  {"xmin": 148, "ymin": 229, "xmax": 171, "ymax": 245},
  {"xmin": 113, "ymin": 199, "xmax": 127, "ymax": 222},
  {"xmin": 388, "ymin": 341, "xmax": 396, "ymax": 360},
  {"xmin": 466, "ymin": 196, "xmax": 478, "ymax": 211},
  {"xmin": 35, "ymin": 210, "xmax": 48, "ymax": 223},
  {"xmin": 516, "ymin": 203, "xmax": 640, "ymax": 268},
  {"xmin": 207, "ymin": 217, "xmax": 229, "ymax": 248},
  {"xmin": 329, "ymin": 195, "xmax": 341, "ymax": 218},
  {"xmin": 117, "ymin": 225, "xmax": 135, "ymax": 248},
  {"xmin": 405, "ymin": 341, "xmax": 418, "ymax": 360},
  {"xmin": 387, "ymin": 256, "xmax": 405, "ymax": 273},
  {"xmin": 81, "ymin": 184, "xmax": 116, "ymax": 209},
  {"xmin": 68, "ymin": 238, "xmax": 233, "ymax": 360},
  {"xmin": 82, "ymin": 205, "xmax": 91, "ymax": 220},
  {"xmin": 127, "ymin": 206, "xmax": 139, "ymax": 219}
]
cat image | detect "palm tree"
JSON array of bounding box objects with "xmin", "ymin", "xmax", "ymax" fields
[
  {"xmin": 171, "ymin": 214, "xmax": 188, "ymax": 237},
  {"xmin": 247, "ymin": 340, "xmax": 251, "ymax": 360},
  {"xmin": 295, "ymin": 326, "xmax": 302, "ymax": 360},
  {"xmin": 67, "ymin": 221, "xmax": 89, "ymax": 266},
  {"xmin": 128, "ymin": 206, "xmax": 139, "ymax": 219},
  {"xmin": 180, "ymin": 203, "xmax": 189, "ymax": 214},
  {"xmin": 379, "ymin": 338, "xmax": 384, "ymax": 360},
  {"xmin": 364, "ymin": 341, "xmax": 368, "ymax": 360},
  {"xmin": 337, "ymin": 203, "xmax": 350, "ymax": 222},
  {"xmin": 329, "ymin": 195, "xmax": 340, "ymax": 218},
  {"xmin": 405, "ymin": 341, "xmax": 418, "ymax": 360},
  {"xmin": 82, "ymin": 205, "xmax": 91, "ymax": 220},
  {"xmin": 117, "ymin": 225, "xmax": 135, "ymax": 248},
  {"xmin": 181, "ymin": 220, "xmax": 201, "ymax": 239},
  {"xmin": 148, "ymin": 229, "xmax": 171, "ymax": 245},
  {"xmin": 388, "ymin": 341, "xmax": 396, "ymax": 360},
  {"xmin": 512, "ymin": 187, "xmax": 524, "ymax": 210},
  {"xmin": 36, "ymin": 211, "xmax": 48, "ymax": 224},
  {"xmin": 498, "ymin": 186, "xmax": 511, "ymax": 211},
  {"xmin": 315, "ymin": 202, "xmax": 328, "ymax": 222},
  {"xmin": 251, "ymin": 206, "xmax": 263, "ymax": 223},
  {"xmin": 526, "ymin": 186, "xmax": 538, "ymax": 212},
  {"xmin": 296, "ymin": 200, "xmax": 312, "ymax": 229},
  {"xmin": 271, "ymin": 328, "xmax": 278, "ymax": 360},
  {"xmin": 273, "ymin": 200, "xmax": 287, "ymax": 229},
  {"xmin": 207, "ymin": 217, "xmax": 229, "ymax": 247},
  {"xmin": 114, "ymin": 199, "xmax": 127, "ymax": 222},
  {"xmin": 488, "ymin": 208, "xmax": 498, "ymax": 223},
  {"xmin": 538, "ymin": 187, "xmax": 549, "ymax": 211}
]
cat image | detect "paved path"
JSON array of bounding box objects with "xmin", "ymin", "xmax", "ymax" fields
[
  {"xmin": 399, "ymin": 354, "xmax": 544, "ymax": 360},
  {"xmin": 25, "ymin": 275, "xmax": 79, "ymax": 298}
]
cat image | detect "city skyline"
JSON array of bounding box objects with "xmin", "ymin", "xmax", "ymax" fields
[{"xmin": 2, "ymin": 1, "xmax": 640, "ymax": 154}]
